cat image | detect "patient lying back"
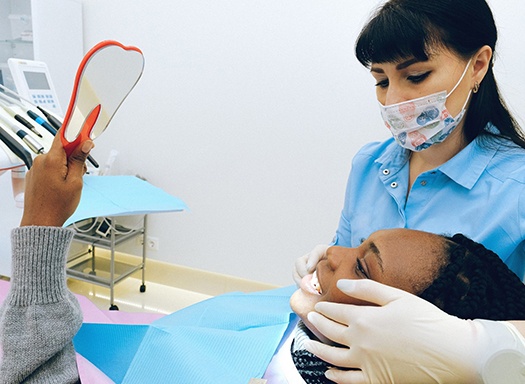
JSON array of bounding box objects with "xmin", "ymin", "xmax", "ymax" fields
[{"xmin": 289, "ymin": 229, "xmax": 525, "ymax": 383}]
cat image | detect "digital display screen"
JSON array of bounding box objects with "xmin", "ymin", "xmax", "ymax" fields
[{"xmin": 23, "ymin": 71, "xmax": 50, "ymax": 90}]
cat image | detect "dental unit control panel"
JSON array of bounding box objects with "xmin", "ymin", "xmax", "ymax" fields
[{"xmin": 8, "ymin": 58, "xmax": 63, "ymax": 115}]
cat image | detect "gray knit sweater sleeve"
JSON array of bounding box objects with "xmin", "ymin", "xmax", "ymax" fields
[{"xmin": 0, "ymin": 226, "xmax": 82, "ymax": 384}]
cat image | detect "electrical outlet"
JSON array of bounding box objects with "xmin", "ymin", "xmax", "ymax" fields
[{"xmin": 146, "ymin": 236, "xmax": 159, "ymax": 251}]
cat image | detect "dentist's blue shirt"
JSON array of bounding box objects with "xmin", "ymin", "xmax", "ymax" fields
[{"xmin": 334, "ymin": 134, "xmax": 525, "ymax": 279}]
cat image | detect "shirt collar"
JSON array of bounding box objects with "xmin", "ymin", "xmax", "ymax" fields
[
  {"xmin": 375, "ymin": 137, "xmax": 499, "ymax": 190},
  {"xmin": 376, "ymin": 138, "xmax": 410, "ymax": 173},
  {"xmin": 439, "ymin": 137, "xmax": 498, "ymax": 190}
]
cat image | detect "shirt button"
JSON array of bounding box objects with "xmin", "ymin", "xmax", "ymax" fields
[
  {"xmin": 390, "ymin": 181, "xmax": 398, "ymax": 188},
  {"xmin": 420, "ymin": 180, "xmax": 427, "ymax": 186},
  {"xmin": 382, "ymin": 169, "xmax": 390, "ymax": 175}
]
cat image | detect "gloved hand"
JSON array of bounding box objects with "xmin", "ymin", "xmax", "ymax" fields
[
  {"xmin": 293, "ymin": 244, "xmax": 329, "ymax": 286},
  {"xmin": 305, "ymin": 279, "xmax": 525, "ymax": 384}
]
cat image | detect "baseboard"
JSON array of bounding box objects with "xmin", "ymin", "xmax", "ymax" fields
[{"xmin": 83, "ymin": 249, "xmax": 280, "ymax": 297}]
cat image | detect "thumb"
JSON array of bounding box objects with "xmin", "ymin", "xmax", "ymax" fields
[
  {"xmin": 67, "ymin": 140, "xmax": 94, "ymax": 176},
  {"xmin": 306, "ymin": 244, "xmax": 329, "ymax": 271},
  {"xmin": 335, "ymin": 279, "xmax": 410, "ymax": 307}
]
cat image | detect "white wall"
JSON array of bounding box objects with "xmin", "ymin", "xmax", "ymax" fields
[{"xmin": 78, "ymin": 0, "xmax": 525, "ymax": 286}]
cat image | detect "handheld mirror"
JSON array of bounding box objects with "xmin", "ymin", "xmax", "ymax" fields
[{"xmin": 60, "ymin": 40, "xmax": 144, "ymax": 156}]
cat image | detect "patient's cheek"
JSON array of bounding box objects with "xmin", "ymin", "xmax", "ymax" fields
[
  {"xmin": 290, "ymin": 289, "xmax": 321, "ymax": 321},
  {"xmin": 289, "ymin": 289, "xmax": 340, "ymax": 346}
]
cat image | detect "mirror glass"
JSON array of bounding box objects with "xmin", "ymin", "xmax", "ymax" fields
[{"xmin": 61, "ymin": 41, "xmax": 144, "ymax": 153}]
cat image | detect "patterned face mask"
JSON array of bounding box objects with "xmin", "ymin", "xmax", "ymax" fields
[{"xmin": 379, "ymin": 59, "xmax": 472, "ymax": 152}]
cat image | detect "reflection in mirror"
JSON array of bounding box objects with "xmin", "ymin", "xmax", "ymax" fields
[{"xmin": 60, "ymin": 41, "xmax": 144, "ymax": 155}]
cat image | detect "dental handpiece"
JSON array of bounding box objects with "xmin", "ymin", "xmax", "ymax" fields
[
  {"xmin": 0, "ymin": 113, "xmax": 44, "ymax": 154},
  {"xmin": 26, "ymin": 109, "xmax": 57, "ymax": 135},
  {"xmin": 0, "ymin": 125, "xmax": 32, "ymax": 169},
  {"xmin": 0, "ymin": 98, "xmax": 42, "ymax": 138},
  {"xmin": 37, "ymin": 106, "xmax": 62, "ymax": 130}
]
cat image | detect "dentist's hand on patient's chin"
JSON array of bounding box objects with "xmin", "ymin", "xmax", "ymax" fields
[
  {"xmin": 20, "ymin": 135, "xmax": 94, "ymax": 228},
  {"xmin": 304, "ymin": 279, "xmax": 525, "ymax": 384},
  {"xmin": 293, "ymin": 244, "xmax": 329, "ymax": 286}
]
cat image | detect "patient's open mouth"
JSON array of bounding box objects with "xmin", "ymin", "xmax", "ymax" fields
[
  {"xmin": 300, "ymin": 271, "xmax": 323, "ymax": 295},
  {"xmin": 311, "ymin": 271, "xmax": 322, "ymax": 295}
]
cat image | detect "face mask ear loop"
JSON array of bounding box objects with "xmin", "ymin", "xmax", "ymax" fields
[
  {"xmin": 459, "ymin": 90, "xmax": 473, "ymax": 111},
  {"xmin": 446, "ymin": 58, "xmax": 473, "ymax": 97}
]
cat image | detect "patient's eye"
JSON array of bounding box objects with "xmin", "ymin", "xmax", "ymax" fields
[{"xmin": 355, "ymin": 258, "xmax": 370, "ymax": 279}]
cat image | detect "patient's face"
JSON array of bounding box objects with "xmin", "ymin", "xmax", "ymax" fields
[{"xmin": 290, "ymin": 228, "xmax": 447, "ymax": 343}]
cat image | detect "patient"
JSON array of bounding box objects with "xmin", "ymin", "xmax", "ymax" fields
[
  {"xmin": 4, "ymin": 224, "xmax": 525, "ymax": 383},
  {"xmin": 281, "ymin": 228, "xmax": 525, "ymax": 383}
]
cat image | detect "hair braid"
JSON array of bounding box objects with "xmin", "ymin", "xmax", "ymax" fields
[{"xmin": 419, "ymin": 234, "xmax": 525, "ymax": 320}]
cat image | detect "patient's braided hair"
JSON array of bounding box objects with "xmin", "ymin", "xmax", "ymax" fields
[{"xmin": 419, "ymin": 233, "xmax": 525, "ymax": 321}]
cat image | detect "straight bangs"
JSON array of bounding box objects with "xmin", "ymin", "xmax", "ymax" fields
[{"xmin": 355, "ymin": 5, "xmax": 443, "ymax": 67}]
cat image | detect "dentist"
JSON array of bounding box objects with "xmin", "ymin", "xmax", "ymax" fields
[{"xmin": 294, "ymin": 0, "xmax": 525, "ymax": 382}]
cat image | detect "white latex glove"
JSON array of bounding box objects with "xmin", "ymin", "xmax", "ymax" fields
[
  {"xmin": 305, "ymin": 279, "xmax": 525, "ymax": 384},
  {"xmin": 293, "ymin": 244, "xmax": 330, "ymax": 286}
]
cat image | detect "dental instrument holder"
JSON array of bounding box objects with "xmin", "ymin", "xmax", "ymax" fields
[{"xmin": 59, "ymin": 40, "xmax": 144, "ymax": 157}]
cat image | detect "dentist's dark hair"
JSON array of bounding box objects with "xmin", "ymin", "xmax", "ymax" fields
[
  {"xmin": 355, "ymin": 0, "xmax": 525, "ymax": 149},
  {"xmin": 420, "ymin": 234, "xmax": 525, "ymax": 321}
]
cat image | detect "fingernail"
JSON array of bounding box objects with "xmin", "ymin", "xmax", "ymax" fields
[
  {"xmin": 81, "ymin": 141, "xmax": 94, "ymax": 153},
  {"xmin": 325, "ymin": 369, "xmax": 335, "ymax": 380}
]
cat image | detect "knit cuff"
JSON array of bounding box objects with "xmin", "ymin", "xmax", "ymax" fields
[{"xmin": 9, "ymin": 226, "xmax": 75, "ymax": 306}]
